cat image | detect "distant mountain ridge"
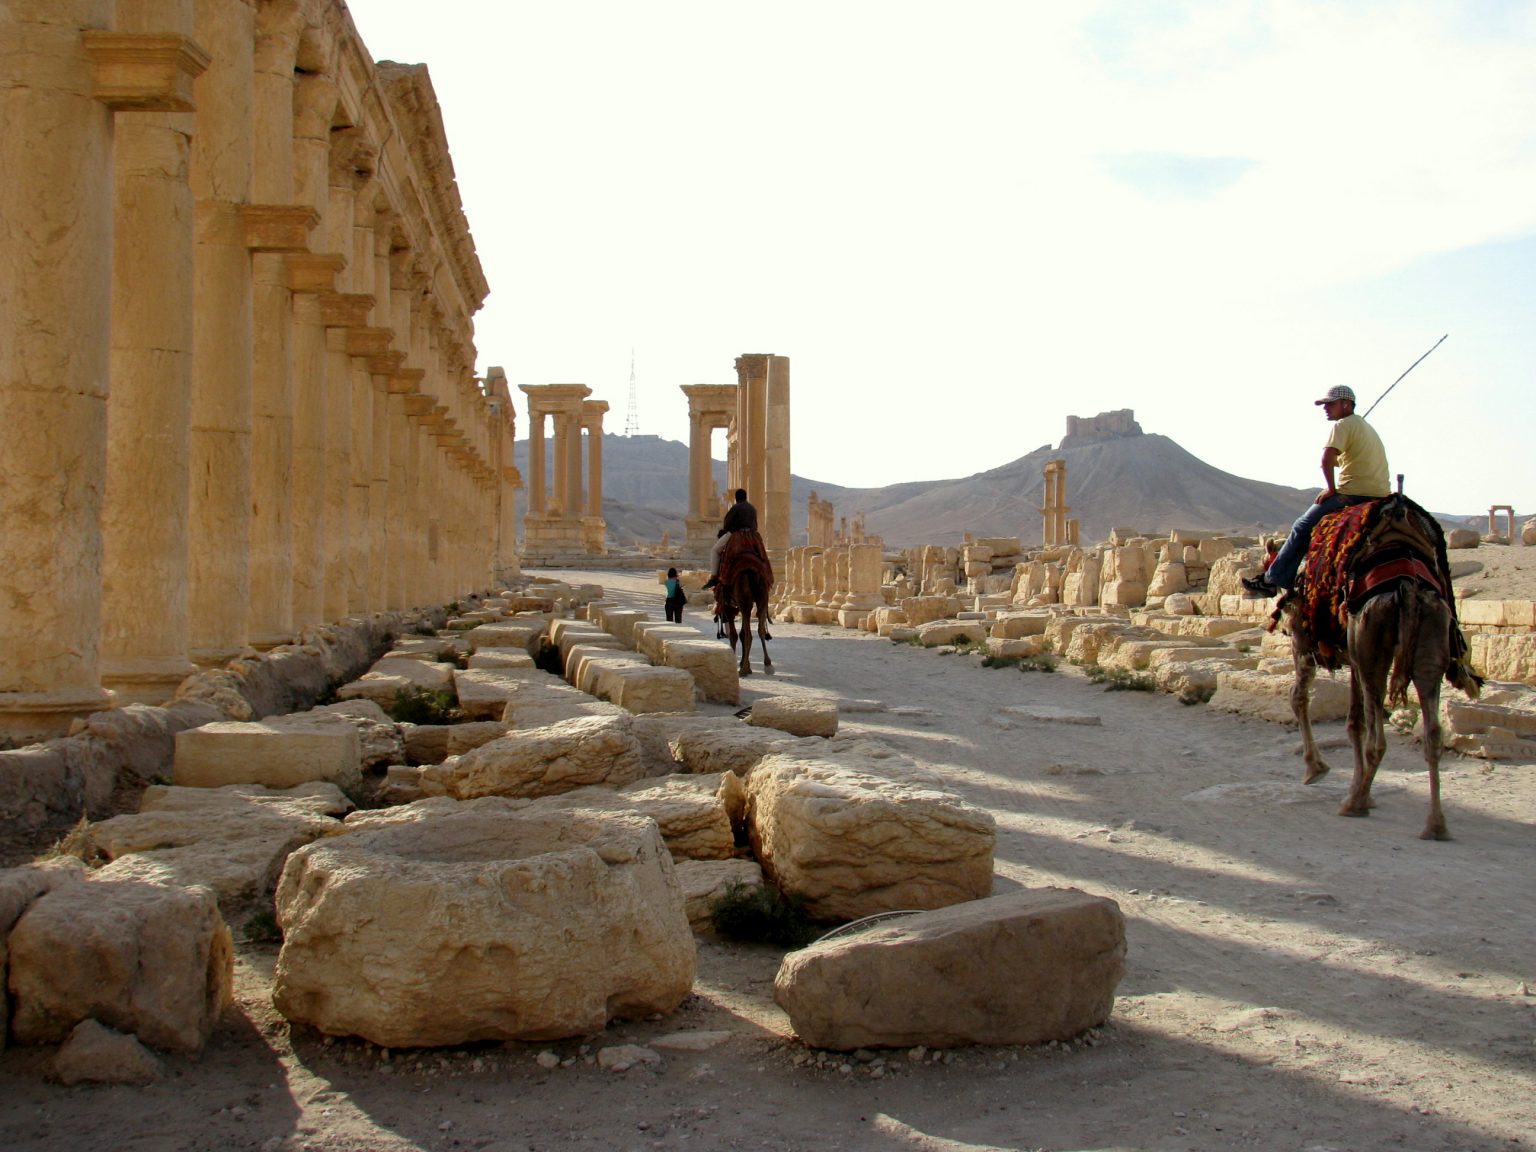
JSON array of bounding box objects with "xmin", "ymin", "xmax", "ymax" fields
[{"xmin": 514, "ymin": 422, "xmax": 1320, "ymax": 548}]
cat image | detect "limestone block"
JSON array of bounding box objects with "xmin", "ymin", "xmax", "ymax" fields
[
  {"xmin": 503, "ymin": 595, "xmax": 557, "ymax": 614},
  {"xmin": 674, "ymin": 858, "xmax": 765, "ymax": 933},
  {"xmin": 1446, "ymin": 528, "xmax": 1480, "ymax": 549},
  {"xmin": 272, "ymin": 808, "xmax": 695, "ymax": 1047},
  {"xmin": 633, "ymin": 622, "xmax": 707, "ymax": 664},
  {"xmin": 1152, "ymin": 654, "xmax": 1261, "ymax": 700},
  {"xmin": 467, "ymin": 648, "xmax": 536, "ymax": 670},
  {"xmin": 525, "ymin": 774, "xmax": 735, "ymax": 860},
  {"xmin": 596, "ymin": 664, "xmax": 698, "ymax": 714},
  {"xmin": 389, "ymin": 636, "xmax": 455, "ymax": 660},
  {"xmin": 1468, "ymin": 634, "xmax": 1536, "ymax": 685},
  {"xmin": 744, "ymin": 753, "xmax": 996, "ymax": 921},
  {"xmin": 1100, "ymin": 579, "xmax": 1148, "ymax": 609},
  {"xmin": 335, "ymin": 657, "xmax": 453, "ymax": 706},
  {"xmin": 436, "ymin": 714, "xmax": 649, "ymax": 799},
  {"xmin": 774, "ymin": 888, "xmax": 1124, "ymax": 1050},
  {"xmin": 1208, "ymin": 667, "xmax": 1350, "ymax": 723},
  {"xmin": 974, "ymin": 536, "xmax": 1020, "ymax": 555},
  {"xmin": 462, "ymin": 621, "xmax": 546, "ymax": 654},
  {"xmin": 1, "ymin": 860, "xmax": 87, "ymax": 1050},
  {"xmin": 963, "ymin": 561, "xmax": 991, "ymax": 579},
  {"xmin": 52, "ymin": 1018, "xmax": 165, "ymax": 1085},
  {"xmin": 502, "ymin": 681, "xmax": 626, "ymax": 729},
  {"xmin": 870, "ymin": 606, "xmax": 908, "ymax": 636},
  {"xmin": 557, "ymin": 629, "xmax": 623, "ymax": 671},
  {"xmin": 401, "ymin": 723, "xmax": 451, "ymax": 765},
  {"xmin": 1146, "ymin": 560, "xmax": 1188, "ymax": 597},
  {"xmin": 668, "ymin": 723, "xmax": 803, "ymax": 777},
  {"xmin": 917, "ymin": 621, "xmax": 988, "ymax": 648},
  {"xmin": 8, "ymin": 877, "xmax": 233, "ymax": 1052},
  {"xmin": 454, "ymin": 610, "xmax": 503, "ymax": 624},
  {"xmin": 269, "ymin": 699, "xmax": 404, "ymax": 770},
  {"xmin": 594, "ymin": 608, "xmax": 648, "ymax": 648},
  {"xmin": 986, "ymin": 637, "xmax": 1049, "ymax": 659},
  {"xmin": 1198, "ymin": 538, "xmax": 1236, "ymax": 565},
  {"xmin": 173, "ymin": 721, "xmax": 361, "ymax": 792},
  {"xmin": 91, "ymin": 782, "xmax": 350, "ymax": 907},
  {"xmin": 1062, "ymin": 621, "xmax": 1141, "ymax": 666},
  {"xmin": 1524, "ymin": 519, "xmax": 1536, "ymax": 546},
  {"xmin": 454, "ymin": 667, "xmax": 547, "ymax": 721},
  {"xmin": 569, "ymin": 648, "xmax": 649, "ymax": 695},
  {"xmin": 991, "ymin": 612, "xmax": 1050, "ymax": 639},
  {"xmin": 1444, "ymin": 699, "xmax": 1536, "ymax": 739},
  {"xmin": 887, "ymin": 626, "xmax": 920, "ymax": 643},
  {"xmin": 662, "ymin": 639, "xmax": 741, "ymax": 705},
  {"xmin": 749, "ymin": 696, "xmax": 839, "ymax": 738},
  {"xmin": 1459, "ymin": 600, "xmax": 1536, "ymax": 629},
  {"xmin": 901, "ymin": 596, "xmax": 962, "ymax": 626}
]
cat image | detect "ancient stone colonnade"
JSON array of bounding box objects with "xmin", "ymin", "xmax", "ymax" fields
[
  {"xmin": 680, "ymin": 355, "xmax": 791, "ymax": 562},
  {"xmin": 519, "ymin": 385, "xmax": 608, "ymax": 561},
  {"xmin": 0, "ymin": 0, "xmax": 518, "ymax": 743}
]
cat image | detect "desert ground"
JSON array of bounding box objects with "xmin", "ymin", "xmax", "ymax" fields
[{"xmin": 3, "ymin": 543, "xmax": 1534, "ymax": 1152}]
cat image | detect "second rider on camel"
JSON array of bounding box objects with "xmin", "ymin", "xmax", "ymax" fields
[{"xmin": 702, "ymin": 489, "xmax": 758, "ymax": 591}]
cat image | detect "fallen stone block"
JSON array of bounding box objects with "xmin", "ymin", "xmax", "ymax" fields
[
  {"xmin": 502, "ymin": 680, "xmax": 625, "ymax": 729},
  {"xmin": 272, "ymin": 808, "xmax": 695, "ymax": 1047},
  {"xmin": 633, "ymin": 622, "xmax": 708, "ymax": 664},
  {"xmin": 990, "ymin": 612, "xmax": 1051, "ymax": 639},
  {"xmin": 268, "ymin": 699, "xmax": 405, "ymax": 770},
  {"xmin": 567, "ymin": 647, "xmax": 648, "ymax": 695},
  {"xmin": 89, "ymin": 783, "xmax": 350, "ymax": 908},
  {"xmin": 1209, "ymin": 667, "xmax": 1350, "ymax": 723},
  {"xmin": 661, "ymin": 639, "xmax": 740, "ymax": 706},
  {"xmin": 592, "ymin": 608, "xmax": 648, "ymax": 648},
  {"xmin": 430, "ymin": 713, "xmax": 649, "ymax": 800},
  {"xmin": 463, "ymin": 621, "xmax": 548, "ymax": 654},
  {"xmin": 595, "ymin": 664, "xmax": 698, "ymax": 714},
  {"xmin": 335, "ymin": 656, "xmax": 454, "ymax": 707},
  {"xmin": 917, "ymin": 621, "xmax": 987, "ymax": 648},
  {"xmin": 1, "ymin": 859, "xmax": 88, "ymax": 1051},
  {"xmin": 525, "ymin": 773, "xmax": 735, "ymax": 860},
  {"xmin": 901, "ymin": 596, "xmax": 962, "ymax": 626},
  {"xmin": 745, "ymin": 752, "xmax": 995, "ymax": 921},
  {"xmin": 667, "ymin": 722, "xmax": 800, "ymax": 777},
  {"xmin": 467, "ymin": 648, "xmax": 536, "ymax": 670},
  {"xmin": 453, "ymin": 667, "xmax": 546, "ymax": 721},
  {"xmin": 774, "ymin": 888, "xmax": 1124, "ymax": 1050},
  {"xmin": 749, "ymin": 696, "xmax": 838, "ymax": 738},
  {"xmin": 53, "ymin": 1018, "xmax": 165, "ymax": 1084},
  {"xmin": 173, "ymin": 720, "xmax": 362, "ymax": 792},
  {"xmin": 8, "ymin": 877, "xmax": 234, "ymax": 1052},
  {"xmin": 985, "ymin": 636, "xmax": 1050, "ymax": 660},
  {"xmin": 674, "ymin": 858, "xmax": 765, "ymax": 933}
]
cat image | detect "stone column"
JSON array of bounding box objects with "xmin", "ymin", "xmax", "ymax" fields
[
  {"xmin": 765, "ymin": 354, "xmax": 791, "ymax": 557},
  {"xmin": 581, "ymin": 399, "xmax": 607, "ymax": 555},
  {"xmin": 527, "ymin": 407, "xmax": 546, "ymax": 516},
  {"xmin": 101, "ymin": 1, "xmax": 210, "ymax": 706},
  {"xmin": 734, "ymin": 354, "xmax": 770, "ymax": 508},
  {"xmin": 0, "ymin": 0, "xmax": 117, "ymax": 739},
  {"xmin": 186, "ymin": 0, "xmax": 256, "ymax": 666},
  {"xmin": 687, "ymin": 410, "xmax": 706, "ymax": 518}
]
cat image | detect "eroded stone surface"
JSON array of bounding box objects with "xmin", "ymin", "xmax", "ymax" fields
[
  {"xmin": 173, "ymin": 721, "xmax": 361, "ymax": 792},
  {"xmin": 426, "ymin": 714, "xmax": 649, "ymax": 800},
  {"xmin": 774, "ymin": 888, "xmax": 1125, "ymax": 1050},
  {"xmin": 748, "ymin": 696, "xmax": 839, "ymax": 738},
  {"xmin": 272, "ymin": 808, "xmax": 695, "ymax": 1047}
]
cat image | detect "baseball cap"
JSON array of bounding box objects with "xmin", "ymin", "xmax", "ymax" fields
[{"xmin": 1316, "ymin": 385, "xmax": 1356, "ymax": 405}]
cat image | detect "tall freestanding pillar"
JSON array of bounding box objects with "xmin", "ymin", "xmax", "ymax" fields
[
  {"xmin": 519, "ymin": 384, "xmax": 590, "ymax": 561},
  {"xmin": 581, "ymin": 399, "xmax": 608, "ymax": 555},
  {"xmin": 0, "ymin": 0, "xmax": 118, "ymax": 739},
  {"xmin": 680, "ymin": 384, "xmax": 737, "ymax": 560},
  {"xmin": 101, "ymin": 1, "xmax": 211, "ymax": 705}
]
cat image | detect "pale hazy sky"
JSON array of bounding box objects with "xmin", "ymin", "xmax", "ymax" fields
[{"xmin": 347, "ymin": 1, "xmax": 1536, "ymax": 516}]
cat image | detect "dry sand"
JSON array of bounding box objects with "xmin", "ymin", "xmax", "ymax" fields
[{"xmin": 3, "ymin": 543, "xmax": 1534, "ymax": 1152}]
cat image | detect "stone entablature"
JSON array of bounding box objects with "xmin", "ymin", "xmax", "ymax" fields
[{"xmin": 1, "ymin": 0, "xmax": 516, "ymax": 742}]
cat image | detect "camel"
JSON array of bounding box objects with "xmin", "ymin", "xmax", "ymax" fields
[
  {"xmin": 718, "ymin": 563, "xmax": 774, "ymax": 676},
  {"xmin": 1279, "ymin": 494, "xmax": 1481, "ymax": 840}
]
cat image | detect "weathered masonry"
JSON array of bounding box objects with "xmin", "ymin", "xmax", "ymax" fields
[{"xmin": 0, "ymin": 0, "xmax": 519, "ymax": 743}]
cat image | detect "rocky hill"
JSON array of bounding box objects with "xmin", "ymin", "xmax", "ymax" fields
[{"xmin": 515, "ymin": 417, "xmax": 1318, "ymax": 548}]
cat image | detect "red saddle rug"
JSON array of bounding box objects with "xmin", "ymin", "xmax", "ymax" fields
[
  {"xmin": 1285, "ymin": 495, "xmax": 1474, "ymax": 691},
  {"xmin": 715, "ymin": 530, "xmax": 775, "ymax": 614}
]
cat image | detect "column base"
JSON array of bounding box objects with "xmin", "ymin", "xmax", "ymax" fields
[
  {"xmin": 190, "ymin": 645, "xmax": 244, "ymax": 670},
  {"xmin": 0, "ymin": 687, "xmax": 115, "ymax": 746},
  {"xmin": 246, "ymin": 630, "xmax": 298, "ymax": 652},
  {"xmin": 101, "ymin": 659, "xmax": 197, "ymax": 707}
]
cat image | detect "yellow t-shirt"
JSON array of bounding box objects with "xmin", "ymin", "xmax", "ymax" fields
[{"xmin": 1326, "ymin": 413, "xmax": 1390, "ymax": 496}]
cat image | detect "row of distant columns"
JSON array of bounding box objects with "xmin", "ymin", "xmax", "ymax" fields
[
  {"xmin": 520, "ymin": 385, "xmax": 607, "ymax": 558},
  {"xmin": 0, "ymin": 0, "xmax": 514, "ymax": 743}
]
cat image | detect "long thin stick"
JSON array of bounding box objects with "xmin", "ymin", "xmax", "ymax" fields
[{"xmin": 1362, "ymin": 334, "xmax": 1448, "ymax": 418}]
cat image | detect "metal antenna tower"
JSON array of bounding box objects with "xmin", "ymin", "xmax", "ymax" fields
[{"xmin": 624, "ymin": 348, "xmax": 640, "ymax": 436}]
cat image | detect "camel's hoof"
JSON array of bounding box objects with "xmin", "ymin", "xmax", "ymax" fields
[
  {"xmin": 740, "ymin": 667, "xmax": 752, "ymax": 677},
  {"xmin": 1302, "ymin": 763, "xmax": 1330, "ymax": 785},
  {"xmin": 1420, "ymin": 825, "xmax": 1451, "ymax": 841},
  {"xmin": 1338, "ymin": 803, "xmax": 1369, "ymax": 818}
]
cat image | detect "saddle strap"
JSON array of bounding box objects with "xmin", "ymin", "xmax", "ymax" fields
[{"xmin": 1350, "ymin": 555, "xmax": 1443, "ymax": 606}]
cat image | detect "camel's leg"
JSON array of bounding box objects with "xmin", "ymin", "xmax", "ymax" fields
[
  {"xmin": 1415, "ymin": 601, "xmax": 1451, "ymax": 840},
  {"xmin": 1341, "ymin": 598, "xmax": 1393, "ymax": 817},
  {"xmin": 757, "ymin": 603, "xmax": 773, "ymax": 672},
  {"xmin": 1338, "ymin": 666, "xmax": 1373, "ymax": 817},
  {"xmin": 1293, "ymin": 651, "xmax": 1329, "ymax": 784},
  {"xmin": 738, "ymin": 608, "xmax": 753, "ymax": 676}
]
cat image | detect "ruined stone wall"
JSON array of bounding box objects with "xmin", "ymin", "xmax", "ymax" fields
[{"xmin": 0, "ymin": 0, "xmax": 515, "ymax": 744}]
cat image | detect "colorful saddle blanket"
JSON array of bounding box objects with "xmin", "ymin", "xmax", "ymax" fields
[
  {"xmin": 1285, "ymin": 495, "xmax": 1477, "ymax": 694},
  {"xmin": 715, "ymin": 530, "xmax": 775, "ymax": 613}
]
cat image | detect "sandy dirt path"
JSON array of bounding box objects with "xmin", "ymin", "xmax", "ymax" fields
[{"xmin": 3, "ymin": 567, "xmax": 1533, "ymax": 1152}]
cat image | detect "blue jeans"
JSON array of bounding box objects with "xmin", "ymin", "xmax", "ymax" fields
[{"xmin": 1266, "ymin": 493, "xmax": 1374, "ymax": 589}]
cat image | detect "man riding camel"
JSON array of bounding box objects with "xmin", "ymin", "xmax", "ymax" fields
[
  {"xmin": 1242, "ymin": 385, "xmax": 1391, "ymax": 597},
  {"xmin": 702, "ymin": 488, "xmax": 758, "ymax": 591}
]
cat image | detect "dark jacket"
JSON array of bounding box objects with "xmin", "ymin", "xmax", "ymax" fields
[{"xmin": 723, "ymin": 500, "xmax": 759, "ymax": 532}]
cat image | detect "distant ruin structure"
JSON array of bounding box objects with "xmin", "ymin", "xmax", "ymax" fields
[
  {"xmin": 680, "ymin": 355, "xmax": 790, "ymax": 563},
  {"xmin": 0, "ymin": 1, "xmax": 514, "ymax": 742},
  {"xmin": 520, "ymin": 384, "xmax": 606, "ymax": 560},
  {"xmin": 1489, "ymin": 505, "xmax": 1516, "ymax": 543},
  {"xmin": 807, "ymin": 492, "xmax": 835, "ymax": 548},
  {"xmin": 1041, "ymin": 459, "xmax": 1078, "ymax": 547},
  {"xmin": 1060, "ymin": 409, "xmax": 1143, "ymax": 448}
]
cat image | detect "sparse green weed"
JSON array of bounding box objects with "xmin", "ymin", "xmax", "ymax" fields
[
  {"xmin": 710, "ymin": 881, "xmax": 818, "ymax": 949},
  {"xmin": 385, "ymin": 686, "xmax": 465, "ymax": 725}
]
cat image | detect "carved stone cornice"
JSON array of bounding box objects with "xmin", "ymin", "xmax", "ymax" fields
[
  {"xmin": 403, "ymin": 395, "xmax": 436, "ymax": 417},
  {"xmin": 318, "ymin": 292, "xmax": 375, "ymax": 328},
  {"xmin": 387, "ymin": 368, "xmax": 426, "ymax": 394},
  {"xmin": 284, "ymin": 252, "xmax": 346, "ymax": 294},
  {"xmin": 366, "ymin": 350, "xmax": 406, "ymax": 376},
  {"xmin": 82, "ymin": 32, "xmax": 210, "ymax": 112},
  {"xmin": 240, "ymin": 204, "xmax": 319, "ymax": 253},
  {"xmin": 343, "ymin": 327, "xmax": 394, "ymax": 358}
]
